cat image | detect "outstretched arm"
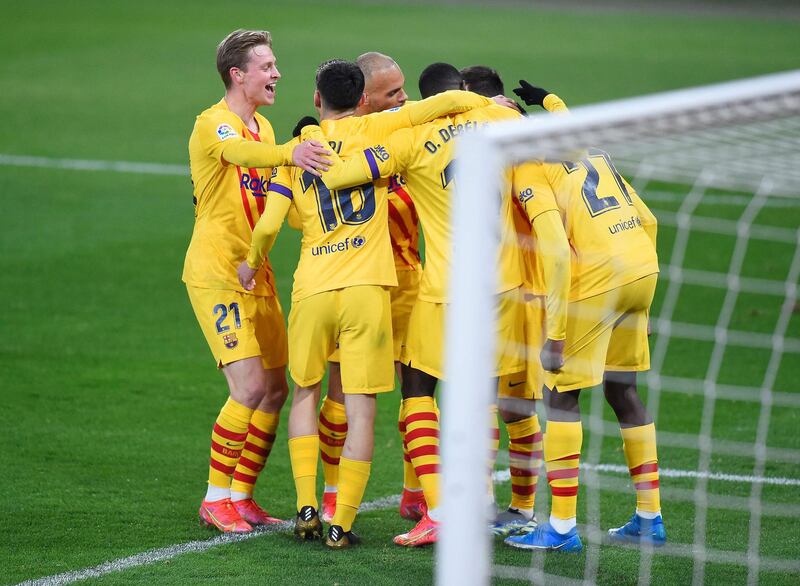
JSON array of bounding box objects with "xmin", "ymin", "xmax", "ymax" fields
[
  {"xmin": 222, "ymin": 137, "xmax": 331, "ymax": 176},
  {"xmin": 299, "ymin": 126, "xmax": 408, "ymax": 190}
]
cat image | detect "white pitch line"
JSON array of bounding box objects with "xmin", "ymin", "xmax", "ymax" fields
[
  {"xmin": 0, "ymin": 154, "xmax": 188, "ymax": 176},
  {"xmin": 491, "ymin": 458, "xmax": 800, "ymax": 487},
  {"xmin": 17, "ymin": 462, "xmax": 799, "ymax": 586}
]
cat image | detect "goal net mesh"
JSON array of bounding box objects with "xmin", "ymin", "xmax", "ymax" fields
[{"xmin": 438, "ymin": 71, "xmax": 800, "ymax": 586}]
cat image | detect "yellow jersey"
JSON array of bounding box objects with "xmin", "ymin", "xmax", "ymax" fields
[
  {"xmin": 523, "ymin": 151, "xmax": 659, "ymax": 301},
  {"xmin": 249, "ymin": 90, "xmax": 496, "ymax": 302},
  {"xmin": 183, "ymin": 98, "xmax": 278, "ymax": 296},
  {"xmin": 305, "ymin": 103, "xmax": 525, "ymax": 303}
]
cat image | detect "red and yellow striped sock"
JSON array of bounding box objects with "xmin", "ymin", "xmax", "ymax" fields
[
  {"xmin": 544, "ymin": 420, "xmax": 582, "ymax": 521},
  {"xmin": 507, "ymin": 414, "xmax": 542, "ymax": 512},
  {"xmin": 398, "ymin": 402, "xmax": 421, "ymax": 491},
  {"xmin": 208, "ymin": 398, "xmax": 254, "ymax": 491},
  {"xmin": 621, "ymin": 423, "xmax": 661, "ymax": 514},
  {"xmin": 288, "ymin": 435, "xmax": 319, "ymax": 511},
  {"xmin": 488, "ymin": 406, "xmax": 500, "ymax": 499},
  {"xmin": 403, "ymin": 396, "xmax": 440, "ymax": 510},
  {"xmin": 332, "ymin": 457, "xmax": 371, "ymax": 532},
  {"xmin": 318, "ymin": 396, "xmax": 347, "ymax": 489},
  {"xmin": 230, "ymin": 409, "xmax": 279, "ymax": 496}
]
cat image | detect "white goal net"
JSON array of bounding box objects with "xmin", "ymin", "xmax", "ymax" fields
[{"xmin": 439, "ymin": 70, "xmax": 800, "ymax": 586}]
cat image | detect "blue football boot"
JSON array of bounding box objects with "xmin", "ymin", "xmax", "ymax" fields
[
  {"xmin": 503, "ymin": 521, "xmax": 583, "ymax": 552},
  {"xmin": 607, "ymin": 513, "xmax": 666, "ymax": 546}
]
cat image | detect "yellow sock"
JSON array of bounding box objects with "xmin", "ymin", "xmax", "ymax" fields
[
  {"xmin": 288, "ymin": 435, "xmax": 319, "ymax": 511},
  {"xmin": 230, "ymin": 409, "xmax": 279, "ymax": 496},
  {"xmin": 332, "ymin": 457, "xmax": 371, "ymax": 531},
  {"xmin": 621, "ymin": 423, "xmax": 661, "ymax": 513},
  {"xmin": 398, "ymin": 401, "xmax": 421, "ymax": 490},
  {"xmin": 403, "ymin": 396, "xmax": 440, "ymax": 510},
  {"xmin": 507, "ymin": 414, "xmax": 542, "ymax": 512},
  {"xmin": 318, "ymin": 396, "xmax": 347, "ymax": 488},
  {"xmin": 544, "ymin": 421, "xmax": 582, "ymax": 520},
  {"xmin": 208, "ymin": 398, "xmax": 254, "ymax": 489}
]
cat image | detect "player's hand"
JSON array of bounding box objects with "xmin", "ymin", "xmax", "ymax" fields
[
  {"xmin": 292, "ymin": 140, "xmax": 331, "ymax": 176},
  {"xmin": 237, "ymin": 261, "xmax": 257, "ymax": 291},
  {"xmin": 292, "ymin": 115, "xmax": 319, "ymax": 138},
  {"xmin": 492, "ymin": 94, "xmax": 519, "ymax": 110},
  {"xmin": 513, "ymin": 80, "xmax": 550, "ymax": 108},
  {"xmin": 540, "ymin": 338, "xmax": 565, "ymax": 372}
]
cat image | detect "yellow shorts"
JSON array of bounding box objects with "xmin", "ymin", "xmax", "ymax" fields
[
  {"xmin": 545, "ymin": 274, "xmax": 658, "ymax": 392},
  {"xmin": 401, "ymin": 287, "xmax": 525, "ymax": 381},
  {"xmin": 390, "ymin": 269, "xmax": 420, "ymax": 360},
  {"xmin": 328, "ymin": 268, "xmax": 419, "ymax": 363},
  {"xmin": 497, "ymin": 294, "xmax": 547, "ymax": 400},
  {"xmin": 186, "ymin": 286, "xmax": 288, "ymax": 369},
  {"xmin": 288, "ymin": 286, "xmax": 394, "ymax": 394}
]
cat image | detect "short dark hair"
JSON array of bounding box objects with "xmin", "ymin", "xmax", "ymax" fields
[
  {"xmin": 418, "ymin": 62, "xmax": 462, "ymax": 99},
  {"xmin": 216, "ymin": 30, "xmax": 272, "ymax": 89},
  {"xmin": 316, "ymin": 59, "xmax": 365, "ymax": 111},
  {"xmin": 460, "ymin": 65, "xmax": 504, "ymax": 97}
]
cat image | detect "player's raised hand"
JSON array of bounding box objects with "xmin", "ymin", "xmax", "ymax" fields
[
  {"xmin": 237, "ymin": 261, "xmax": 258, "ymax": 291},
  {"xmin": 492, "ymin": 94, "xmax": 520, "ymax": 110},
  {"xmin": 540, "ymin": 338, "xmax": 565, "ymax": 372},
  {"xmin": 292, "ymin": 140, "xmax": 331, "ymax": 176},
  {"xmin": 513, "ymin": 80, "xmax": 550, "ymax": 108}
]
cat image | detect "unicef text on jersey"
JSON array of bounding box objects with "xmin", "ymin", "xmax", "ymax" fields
[{"xmin": 311, "ymin": 235, "xmax": 367, "ymax": 257}]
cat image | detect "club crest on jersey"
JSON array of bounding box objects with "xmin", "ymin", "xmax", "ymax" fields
[
  {"xmin": 223, "ymin": 333, "xmax": 239, "ymax": 349},
  {"xmin": 518, "ymin": 187, "xmax": 535, "ymax": 203},
  {"xmin": 217, "ymin": 124, "xmax": 238, "ymax": 141}
]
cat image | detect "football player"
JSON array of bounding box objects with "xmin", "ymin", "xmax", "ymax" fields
[
  {"xmin": 239, "ymin": 59, "xmax": 501, "ymax": 547},
  {"xmin": 185, "ymin": 29, "xmax": 330, "ymax": 534},
  {"xmin": 316, "ymin": 51, "xmax": 427, "ymax": 526}
]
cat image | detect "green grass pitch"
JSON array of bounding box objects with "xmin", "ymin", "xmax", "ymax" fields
[{"xmin": 1, "ymin": 1, "xmax": 798, "ymax": 584}]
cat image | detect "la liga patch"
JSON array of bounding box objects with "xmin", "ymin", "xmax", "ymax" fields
[{"xmin": 216, "ymin": 124, "xmax": 238, "ymax": 141}]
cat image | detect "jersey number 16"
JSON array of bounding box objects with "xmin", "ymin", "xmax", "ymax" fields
[{"xmin": 300, "ymin": 171, "xmax": 376, "ymax": 233}]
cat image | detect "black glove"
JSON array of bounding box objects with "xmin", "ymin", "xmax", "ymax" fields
[
  {"xmin": 513, "ymin": 80, "xmax": 550, "ymax": 108},
  {"xmin": 292, "ymin": 115, "xmax": 319, "ymax": 138}
]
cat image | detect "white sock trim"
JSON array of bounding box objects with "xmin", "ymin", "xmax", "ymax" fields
[
  {"xmin": 230, "ymin": 490, "xmax": 251, "ymax": 502},
  {"xmin": 204, "ymin": 485, "xmax": 231, "ymax": 502},
  {"xmin": 549, "ymin": 515, "xmax": 576, "ymax": 534},
  {"xmin": 324, "ymin": 485, "xmax": 338, "ymax": 494}
]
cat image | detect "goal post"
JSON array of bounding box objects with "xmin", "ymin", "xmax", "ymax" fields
[{"xmin": 438, "ymin": 70, "xmax": 800, "ymax": 586}]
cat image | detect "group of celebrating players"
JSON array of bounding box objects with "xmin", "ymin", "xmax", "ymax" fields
[{"xmin": 183, "ymin": 29, "xmax": 667, "ymax": 552}]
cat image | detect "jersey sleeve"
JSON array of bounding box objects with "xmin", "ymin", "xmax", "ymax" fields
[
  {"xmin": 531, "ymin": 209, "xmax": 571, "ymax": 341},
  {"xmin": 365, "ymin": 90, "xmax": 494, "ymax": 140},
  {"xmin": 513, "ymin": 161, "xmax": 560, "ymax": 222},
  {"xmin": 246, "ymin": 166, "xmax": 293, "ymax": 268},
  {"xmin": 300, "ymin": 126, "xmax": 414, "ymax": 190},
  {"xmin": 194, "ymin": 110, "xmax": 297, "ymax": 168}
]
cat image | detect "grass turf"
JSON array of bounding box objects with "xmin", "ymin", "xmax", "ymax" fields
[{"xmin": 1, "ymin": 1, "xmax": 798, "ymax": 584}]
